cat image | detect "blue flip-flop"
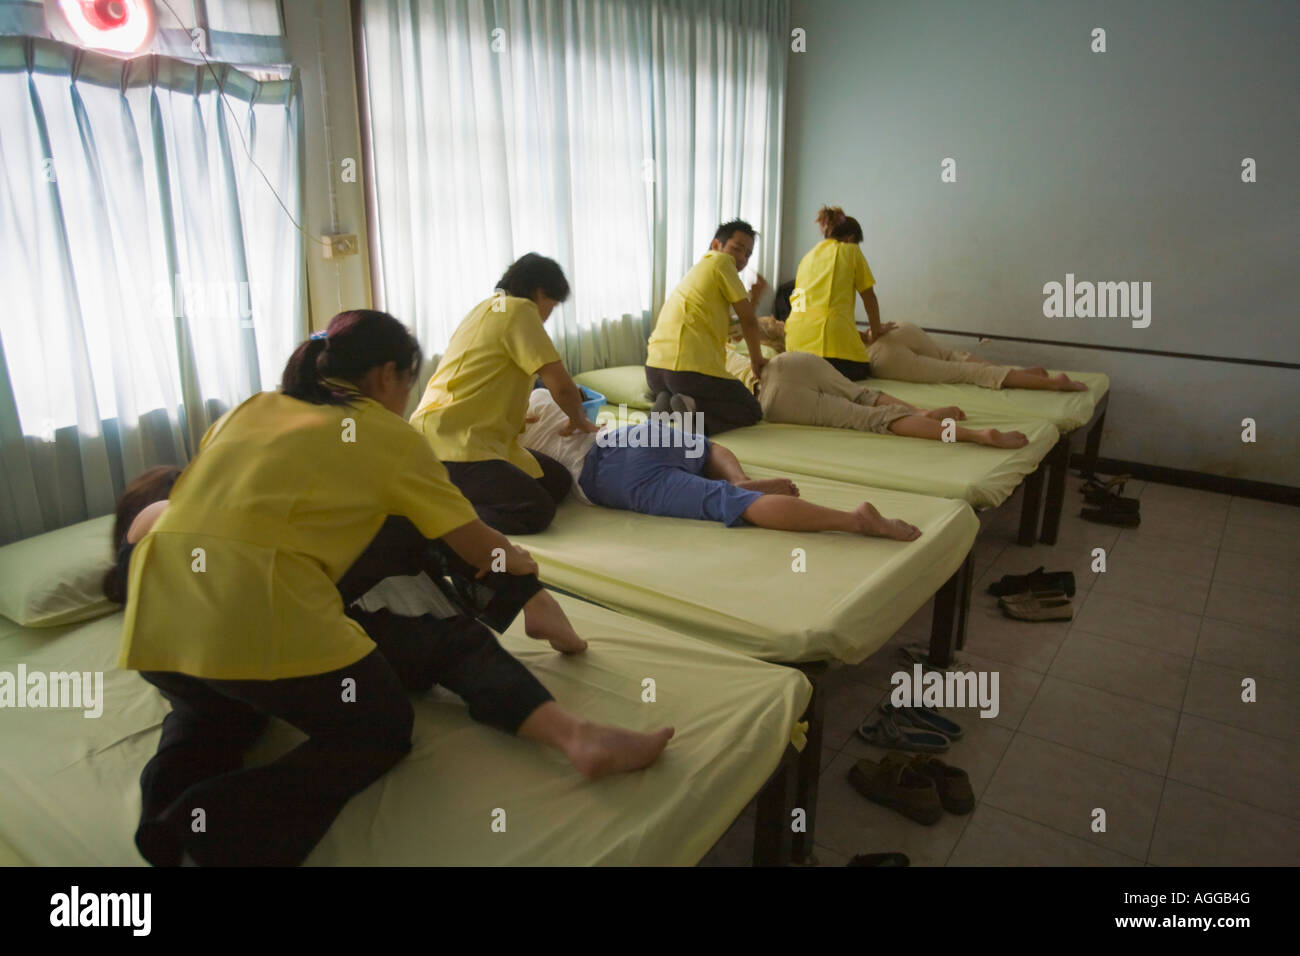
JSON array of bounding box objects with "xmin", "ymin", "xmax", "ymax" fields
[
  {"xmin": 856, "ymin": 711, "xmax": 950, "ymax": 753},
  {"xmin": 880, "ymin": 702, "xmax": 964, "ymax": 741}
]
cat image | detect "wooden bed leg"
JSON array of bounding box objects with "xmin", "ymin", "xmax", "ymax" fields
[
  {"xmin": 753, "ymin": 747, "xmax": 796, "ymax": 866},
  {"xmin": 929, "ymin": 554, "xmax": 974, "ymax": 665},
  {"xmin": 790, "ymin": 674, "xmax": 826, "ymax": 865},
  {"xmin": 1082, "ymin": 409, "xmax": 1107, "ymax": 477},
  {"xmin": 1017, "ymin": 466, "xmax": 1045, "ymax": 547},
  {"xmin": 1039, "ymin": 436, "xmax": 1071, "ymax": 545},
  {"xmin": 954, "ymin": 554, "xmax": 974, "ymax": 652}
]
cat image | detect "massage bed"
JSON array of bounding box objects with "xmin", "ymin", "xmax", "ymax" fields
[
  {"xmin": 0, "ymin": 518, "xmax": 811, "ymax": 866},
  {"xmin": 576, "ymin": 365, "xmax": 1066, "ymax": 545},
  {"xmin": 502, "ymin": 468, "xmax": 981, "ymax": 861},
  {"xmin": 864, "ymin": 371, "xmax": 1112, "ymax": 545}
]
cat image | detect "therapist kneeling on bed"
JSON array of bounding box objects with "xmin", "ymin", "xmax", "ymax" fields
[
  {"xmin": 410, "ymin": 253, "xmax": 599, "ymax": 536},
  {"xmin": 116, "ymin": 310, "xmax": 672, "ymax": 867}
]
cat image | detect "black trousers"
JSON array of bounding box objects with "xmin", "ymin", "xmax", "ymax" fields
[
  {"xmin": 824, "ymin": 357, "xmax": 873, "ymax": 381},
  {"xmin": 134, "ymin": 517, "xmax": 553, "ymax": 867},
  {"xmin": 644, "ymin": 365, "xmax": 762, "ymax": 435},
  {"xmin": 444, "ymin": 452, "xmax": 571, "ymax": 535}
]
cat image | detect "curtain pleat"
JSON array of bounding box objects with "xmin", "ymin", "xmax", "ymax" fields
[
  {"xmin": 0, "ymin": 36, "xmax": 303, "ymax": 542},
  {"xmin": 362, "ymin": 0, "xmax": 788, "ymax": 375}
]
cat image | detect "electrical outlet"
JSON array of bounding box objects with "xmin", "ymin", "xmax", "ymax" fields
[{"xmin": 323, "ymin": 234, "xmax": 359, "ymax": 258}]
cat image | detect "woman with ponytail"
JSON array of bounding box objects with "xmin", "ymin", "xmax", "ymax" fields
[
  {"xmin": 787, "ymin": 206, "xmax": 1086, "ymax": 392},
  {"xmin": 117, "ymin": 309, "xmax": 672, "ymax": 867},
  {"xmin": 783, "ymin": 205, "xmax": 881, "ymax": 381}
]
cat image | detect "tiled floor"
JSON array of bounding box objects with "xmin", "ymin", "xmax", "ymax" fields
[{"xmin": 700, "ymin": 476, "xmax": 1300, "ymax": 866}]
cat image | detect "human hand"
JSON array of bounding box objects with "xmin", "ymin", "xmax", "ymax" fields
[
  {"xmin": 558, "ymin": 417, "xmax": 601, "ymax": 437},
  {"xmin": 476, "ymin": 542, "xmax": 538, "ymax": 579}
]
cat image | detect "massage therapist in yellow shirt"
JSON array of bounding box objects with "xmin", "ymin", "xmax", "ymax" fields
[
  {"xmin": 411, "ymin": 253, "xmax": 599, "ymax": 535},
  {"xmin": 784, "ymin": 205, "xmax": 882, "ymax": 381},
  {"xmin": 789, "ymin": 206, "xmax": 1087, "ymax": 392},
  {"xmin": 116, "ymin": 310, "xmax": 672, "ymax": 867},
  {"xmin": 644, "ymin": 219, "xmax": 770, "ymax": 435}
]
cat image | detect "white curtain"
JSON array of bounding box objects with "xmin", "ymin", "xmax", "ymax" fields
[
  {"xmin": 0, "ymin": 37, "xmax": 303, "ymax": 542},
  {"xmin": 360, "ymin": 0, "xmax": 787, "ymax": 374}
]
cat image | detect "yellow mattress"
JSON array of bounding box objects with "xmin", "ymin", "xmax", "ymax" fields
[
  {"xmin": 670, "ymin": 419, "xmax": 1058, "ymax": 510},
  {"xmin": 521, "ymin": 469, "xmax": 979, "ymax": 664},
  {"xmin": 0, "ymin": 595, "xmax": 809, "ymax": 866},
  {"xmin": 576, "ymin": 365, "xmax": 1109, "ymax": 432}
]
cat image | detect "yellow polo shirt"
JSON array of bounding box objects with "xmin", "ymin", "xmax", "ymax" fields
[
  {"xmin": 118, "ymin": 385, "xmax": 478, "ymax": 680},
  {"xmin": 785, "ymin": 239, "xmax": 874, "ymax": 362},
  {"xmin": 724, "ymin": 346, "xmax": 759, "ymax": 393},
  {"xmin": 646, "ymin": 251, "xmax": 749, "ymax": 378},
  {"xmin": 410, "ymin": 296, "xmax": 563, "ymax": 479}
]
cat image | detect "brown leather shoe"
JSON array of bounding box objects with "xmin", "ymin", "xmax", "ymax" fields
[
  {"xmin": 906, "ymin": 755, "xmax": 975, "ymax": 815},
  {"xmin": 847, "ymin": 754, "xmax": 943, "ymax": 825}
]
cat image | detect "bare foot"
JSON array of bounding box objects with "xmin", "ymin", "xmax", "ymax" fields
[
  {"xmin": 852, "ymin": 502, "xmax": 921, "ymax": 541},
  {"xmin": 979, "ymin": 428, "xmax": 1029, "ymax": 449},
  {"xmin": 925, "ymin": 405, "xmax": 966, "ymax": 422},
  {"xmin": 736, "ymin": 477, "xmax": 800, "ymax": 497},
  {"xmin": 1051, "ymin": 373, "xmax": 1087, "ymax": 392},
  {"xmin": 567, "ymin": 722, "xmax": 675, "ymax": 779},
  {"xmin": 523, "ymin": 590, "xmax": 588, "ymax": 654}
]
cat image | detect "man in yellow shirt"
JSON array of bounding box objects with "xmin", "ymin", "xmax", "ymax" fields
[
  {"xmin": 411, "ymin": 254, "xmax": 599, "ymax": 534},
  {"xmin": 645, "ymin": 220, "xmax": 769, "ymax": 435}
]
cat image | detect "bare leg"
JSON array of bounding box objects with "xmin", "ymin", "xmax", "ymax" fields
[
  {"xmin": 887, "ymin": 415, "xmax": 1028, "ymax": 448},
  {"xmin": 707, "ymin": 442, "xmax": 799, "ymax": 496},
  {"xmin": 1003, "ymin": 369, "xmax": 1087, "ymax": 391},
  {"xmin": 742, "ymin": 496, "xmax": 920, "ymax": 540},
  {"xmin": 522, "ymin": 589, "xmax": 588, "ymax": 654},
  {"xmin": 703, "ymin": 441, "xmax": 748, "ymax": 482},
  {"xmin": 517, "ymin": 702, "xmax": 674, "ymax": 780}
]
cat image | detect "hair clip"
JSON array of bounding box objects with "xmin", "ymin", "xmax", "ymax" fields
[{"xmin": 310, "ymin": 330, "xmax": 328, "ymax": 341}]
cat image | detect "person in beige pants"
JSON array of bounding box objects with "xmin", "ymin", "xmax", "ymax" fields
[
  {"xmin": 867, "ymin": 323, "xmax": 1087, "ymax": 391},
  {"xmin": 725, "ymin": 346, "xmax": 1028, "ymax": 448}
]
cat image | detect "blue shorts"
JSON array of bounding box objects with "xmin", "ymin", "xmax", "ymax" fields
[{"xmin": 578, "ymin": 425, "xmax": 763, "ymax": 527}]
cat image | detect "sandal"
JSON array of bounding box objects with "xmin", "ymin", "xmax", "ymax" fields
[
  {"xmin": 857, "ymin": 710, "xmax": 951, "ymax": 753},
  {"xmin": 1081, "ymin": 475, "xmax": 1139, "ymax": 512},
  {"xmin": 906, "ymin": 755, "xmax": 975, "ymax": 815},
  {"xmin": 1081, "ymin": 473, "xmax": 1128, "ymax": 497},
  {"xmin": 880, "ymin": 702, "xmax": 964, "ymax": 741},
  {"xmin": 847, "ymin": 755, "xmax": 943, "ymax": 825},
  {"xmin": 999, "ymin": 590, "xmax": 1073, "ymax": 621},
  {"xmin": 986, "ymin": 565, "xmax": 1076, "ymax": 598},
  {"xmin": 1080, "ymin": 499, "xmax": 1141, "ymax": 528}
]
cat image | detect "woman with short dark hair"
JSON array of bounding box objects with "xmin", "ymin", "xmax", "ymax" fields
[{"xmin": 411, "ymin": 254, "xmax": 598, "ymax": 535}]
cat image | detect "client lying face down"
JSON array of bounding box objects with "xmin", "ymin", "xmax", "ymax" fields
[{"xmin": 521, "ymin": 390, "xmax": 921, "ymax": 541}]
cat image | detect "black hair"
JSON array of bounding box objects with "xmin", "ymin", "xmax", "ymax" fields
[
  {"xmin": 279, "ymin": 309, "xmax": 422, "ymax": 406},
  {"xmin": 495, "ymin": 253, "xmax": 570, "ymax": 302},
  {"xmin": 773, "ymin": 280, "xmax": 796, "ymax": 322},
  {"xmin": 714, "ymin": 219, "xmax": 757, "ymax": 245},
  {"xmin": 102, "ymin": 465, "xmax": 182, "ymax": 604}
]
